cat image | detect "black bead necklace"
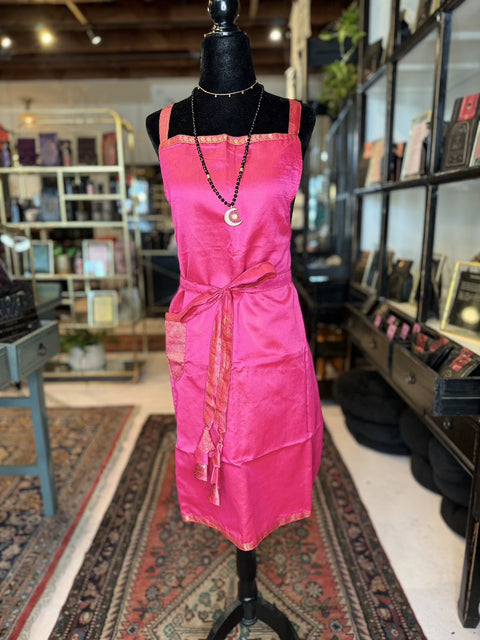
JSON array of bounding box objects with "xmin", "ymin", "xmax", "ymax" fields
[{"xmin": 190, "ymin": 84, "xmax": 264, "ymax": 227}]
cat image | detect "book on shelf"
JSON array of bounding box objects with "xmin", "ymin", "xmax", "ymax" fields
[
  {"xmin": 17, "ymin": 138, "xmax": 36, "ymax": 165},
  {"xmin": 77, "ymin": 137, "xmax": 97, "ymax": 165},
  {"xmin": 39, "ymin": 133, "xmax": 60, "ymax": 166},
  {"xmin": 102, "ymin": 132, "xmax": 117, "ymax": 166},
  {"xmin": 400, "ymin": 110, "xmax": 431, "ymax": 180},
  {"xmin": 357, "ymin": 141, "xmax": 374, "ymax": 187},
  {"xmin": 389, "ymin": 141, "xmax": 406, "ymax": 182},
  {"xmin": 441, "ymin": 93, "xmax": 480, "ymax": 171},
  {"xmin": 364, "ymin": 139, "xmax": 384, "ymax": 186}
]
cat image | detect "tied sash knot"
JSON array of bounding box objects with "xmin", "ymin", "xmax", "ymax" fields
[{"xmin": 166, "ymin": 261, "xmax": 290, "ymax": 506}]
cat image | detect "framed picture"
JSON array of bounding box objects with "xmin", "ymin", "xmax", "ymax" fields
[
  {"xmin": 410, "ymin": 253, "xmax": 446, "ymax": 302},
  {"xmin": 87, "ymin": 290, "xmax": 118, "ymax": 326},
  {"xmin": 362, "ymin": 248, "xmax": 385, "ymax": 289},
  {"xmin": 352, "ymin": 250, "xmax": 371, "ymax": 284},
  {"xmin": 82, "ymin": 239, "xmax": 114, "ymax": 277},
  {"xmin": 441, "ymin": 261, "xmax": 480, "ymax": 338},
  {"xmin": 24, "ymin": 240, "xmax": 54, "ymax": 275}
]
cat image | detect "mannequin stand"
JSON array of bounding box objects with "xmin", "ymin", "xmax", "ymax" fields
[{"xmin": 206, "ymin": 549, "xmax": 299, "ymax": 640}]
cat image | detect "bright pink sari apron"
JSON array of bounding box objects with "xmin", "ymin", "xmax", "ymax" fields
[{"xmin": 159, "ymin": 99, "xmax": 323, "ymax": 550}]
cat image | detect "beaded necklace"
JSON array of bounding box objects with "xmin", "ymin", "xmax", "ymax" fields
[
  {"xmin": 190, "ymin": 84, "xmax": 264, "ymax": 226},
  {"xmin": 196, "ymin": 81, "xmax": 258, "ymax": 98}
]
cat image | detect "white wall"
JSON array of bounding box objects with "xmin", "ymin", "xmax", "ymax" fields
[{"xmin": 0, "ymin": 75, "xmax": 287, "ymax": 164}]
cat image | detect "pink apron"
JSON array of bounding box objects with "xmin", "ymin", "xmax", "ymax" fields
[{"xmin": 158, "ymin": 99, "xmax": 323, "ymax": 550}]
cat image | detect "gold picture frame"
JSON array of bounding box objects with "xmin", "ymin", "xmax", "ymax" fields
[
  {"xmin": 441, "ymin": 261, "xmax": 480, "ymax": 339},
  {"xmin": 87, "ymin": 290, "xmax": 118, "ymax": 326}
]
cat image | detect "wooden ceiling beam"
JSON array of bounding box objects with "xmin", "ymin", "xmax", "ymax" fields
[{"xmin": 0, "ymin": 1, "xmax": 346, "ymax": 29}]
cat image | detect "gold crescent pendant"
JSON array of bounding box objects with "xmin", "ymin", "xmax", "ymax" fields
[{"xmin": 224, "ymin": 207, "xmax": 243, "ymax": 226}]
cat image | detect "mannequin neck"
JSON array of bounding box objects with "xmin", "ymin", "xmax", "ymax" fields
[{"xmin": 198, "ymin": 32, "xmax": 256, "ymax": 94}]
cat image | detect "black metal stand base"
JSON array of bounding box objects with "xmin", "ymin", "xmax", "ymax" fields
[{"xmin": 206, "ymin": 549, "xmax": 299, "ymax": 640}]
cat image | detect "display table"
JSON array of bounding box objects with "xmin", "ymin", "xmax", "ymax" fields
[{"xmin": 0, "ymin": 321, "xmax": 60, "ymax": 516}]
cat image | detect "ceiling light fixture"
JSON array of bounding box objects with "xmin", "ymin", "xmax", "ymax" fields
[
  {"xmin": 39, "ymin": 28, "xmax": 54, "ymax": 46},
  {"xmin": 1, "ymin": 35, "xmax": 12, "ymax": 50},
  {"xmin": 269, "ymin": 26, "xmax": 283, "ymax": 42},
  {"xmin": 64, "ymin": 1, "xmax": 102, "ymax": 47},
  {"xmin": 86, "ymin": 27, "xmax": 102, "ymax": 46},
  {"xmin": 20, "ymin": 98, "xmax": 36, "ymax": 127}
]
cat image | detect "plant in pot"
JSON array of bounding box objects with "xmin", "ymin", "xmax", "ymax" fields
[
  {"xmin": 60, "ymin": 328, "xmax": 108, "ymax": 371},
  {"xmin": 318, "ymin": 1, "xmax": 365, "ymax": 119},
  {"xmin": 54, "ymin": 245, "xmax": 77, "ymax": 274}
]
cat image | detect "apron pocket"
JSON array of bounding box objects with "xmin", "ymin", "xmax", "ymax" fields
[{"xmin": 165, "ymin": 317, "xmax": 187, "ymax": 381}]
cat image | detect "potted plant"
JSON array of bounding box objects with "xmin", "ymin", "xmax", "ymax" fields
[
  {"xmin": 60, "ymin": 328, "xmax": 108, "ymax": 371},
  {"xmin": 54, "ymin": 245, "xmax": 77, "ymax": 274},
  {"xmin": 318, "ymin": 2, "xmax": 365, "ymax": 119}
]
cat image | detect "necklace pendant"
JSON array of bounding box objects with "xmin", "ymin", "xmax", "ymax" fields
[{"xmin": 224, "ymin": 207, "xmax": 242, "ymax": 226}]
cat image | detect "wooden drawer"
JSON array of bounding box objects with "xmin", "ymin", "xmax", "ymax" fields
[
  {"xmin": 391, "ymin": 344, "xmax": 437, "ymax": 415},
  {"xmin": 346, "ymin": 307, "xmax": 391, "ymax": 373},
  {"xmin": 424, "ymin": 414, "xmax": 478, "ymax": 475},
  {"xmin": 2, "ymin": 321, "xmax": 60, "ymax": 381},
  {"xmin": 392, "ymin": 343, "xmax": 480, "ymax": 417},
  {"xmin": 0, "ymin": 346, "xmax": 11, "ymax": 390}
]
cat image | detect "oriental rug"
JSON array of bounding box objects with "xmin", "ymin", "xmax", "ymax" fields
[
  {"xmin": 0, "ymin": 405, "xmax": 135, "ymax": 640},
  {"xmin": 48, "ymin": 415, "xmax": 425, "ymax": 640}
]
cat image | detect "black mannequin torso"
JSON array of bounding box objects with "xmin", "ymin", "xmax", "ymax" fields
[{"xmin": 146, "ymin": 31, "xmax": 315, "ymax": 157}]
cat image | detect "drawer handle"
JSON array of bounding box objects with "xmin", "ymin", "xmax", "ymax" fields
[
  {"xmin": 405, "ymin": 372, "xmax": 416, "ymax": 385},
  {"xmin": 38, "ymin": 342, "xmax": 47, "ymax": 357},
  {"xmin": 443, "ymin": 418, "xmax": 453, "ymax": 430},
  {"xmin": 369, "ymin": 339, "xmax": 377, "ymax": 349}
]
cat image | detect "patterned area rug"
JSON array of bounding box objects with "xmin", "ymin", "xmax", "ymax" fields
[
  {"xmin": 48, "ymin": 415, "xmax": 426, "ymax": 640},
  {"xmin": 0, "ymin": 405, "xmax": 135, "ymax": 639}
]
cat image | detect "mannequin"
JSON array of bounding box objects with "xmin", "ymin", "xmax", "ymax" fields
[
  {"xmin": 146, "ymin": 2, "xmax": 319, "ymax": 638},
  {"xmin": 146, "ymin": 8, "xmax": 315, "ymax": 158}
]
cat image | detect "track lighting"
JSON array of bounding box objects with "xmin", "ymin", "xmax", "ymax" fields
[{"xmin": 86, "ymin": 27, "xmax": 102, "ymax": 46}]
